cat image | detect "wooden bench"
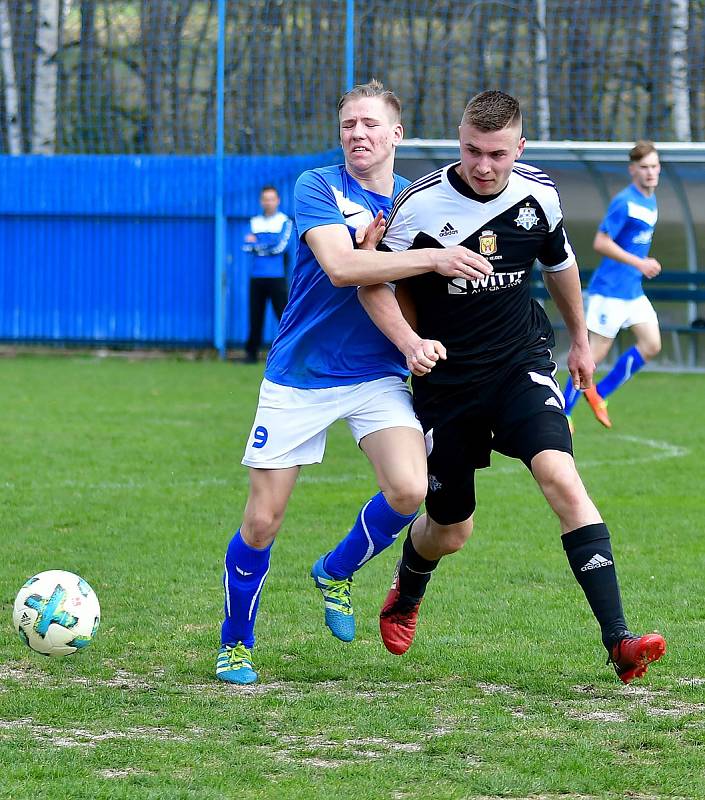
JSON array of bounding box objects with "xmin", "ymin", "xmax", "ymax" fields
[{"xmin": 531, "ymin": 270, "xmax": 705, "ymax": 368}]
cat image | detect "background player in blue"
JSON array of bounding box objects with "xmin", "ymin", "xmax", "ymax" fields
[
  {"xmin": 359, "ymin": 92, "xmax": 666, "ymax": 684},
  {"xmin": 216, "ymin": 80, "xmax": 493, "ymax": 684},
  {"xmin": 242, "ymin": 185, "xmax": 292, "ymax": 363},
  {"xmin": 563, "ymin": 141, "xmax": 662, "ymax": 431}
]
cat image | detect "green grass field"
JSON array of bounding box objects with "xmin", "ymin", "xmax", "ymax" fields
[{"xmin": 1, "ymin": 355, "xmax": 704, "ymax": 800}]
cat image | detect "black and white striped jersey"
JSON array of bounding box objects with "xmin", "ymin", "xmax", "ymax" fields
[{"xmin": 383, "ymin": 161, "xmax": 576, "ymax": 384}]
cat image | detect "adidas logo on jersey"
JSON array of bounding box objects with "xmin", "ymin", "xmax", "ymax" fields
[
  {"xmin": 438, "ymin": 222, "xmax": 458, "ymax": 237},
  {"xmin": 544, "ymin": 397, "xmax": 561, "ymax": 408},
  {"xmin": 428, "ymin": 474, "xmax": 442, "ymax": 491},
  {"xmin": 580, "ymin": 553, "xmax": 613, "ymax": 572}
]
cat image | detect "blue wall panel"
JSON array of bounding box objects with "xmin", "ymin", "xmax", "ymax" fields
[
  {"xmin": 0, "ymin": 151, "xmax": 340, "ymax": 347},
  {"xmin": 1, "ymin": 216, "xmax": 213, "ymax": 343}
]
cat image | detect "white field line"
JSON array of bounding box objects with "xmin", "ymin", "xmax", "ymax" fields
[
  {"xmin": 0, "ymin": 436, "xmax": 688, "ymax": 492},
  {"xmin": 1, "ymin": 472, "xmax": 373, "ymax": 492},
  {"xmin": 482, "ymin": 433, "xmax": 689, "ymax": 475}
]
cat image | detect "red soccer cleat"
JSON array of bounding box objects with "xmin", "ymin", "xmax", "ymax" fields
[
  {"xmin": 609, "ymin": 633, "xmax": 666, "ymax": 684},
  {"xmin": 379, "ymin": 567, "xmax": 422, "ymax": 655}
]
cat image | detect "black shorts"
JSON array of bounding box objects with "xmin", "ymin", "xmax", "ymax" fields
[{"xmin": 419, "ymin": 359, "xmax": 573, "ymax": 526}]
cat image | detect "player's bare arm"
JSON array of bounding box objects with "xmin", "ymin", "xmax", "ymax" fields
[
  {"xmin": 542, "ymin": 262, "xmax": 595, "ymax": 390},
  {"xmin": 593, "ymin": 231, "xmax": 662, "ymax": 278},
  {"xmin": 306, "ymin": 224, "xmax": 493, "ymax": 287},
  {"xmin": 358, "ymin": 283, "xmax": 446, "ymax": 376},
  {"xmin": 395, "ymin": 280, "xmax": 417, "ymax": 330}
]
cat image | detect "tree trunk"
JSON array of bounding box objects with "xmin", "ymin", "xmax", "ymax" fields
[
  {"xmin": 140, "ymin": 0, "xmax": 169, "ymax": 152},
  {"xmin": 79, "ymin": 0, "xmax": 97, "ymax": 150},
  {"xmin": 0, "ymin": 0, "xmax": 21, "ymax": 153},
  {"xmin": 32, "ymin": 0, "xmax": 60, "ymax": 153},
  {"xmin": 534, "ymin": 0, "xmax": 551, "ymax": 140},
  {"xmin": 670, "ymin": 0, "xmax": 691, "ymax": 140}
]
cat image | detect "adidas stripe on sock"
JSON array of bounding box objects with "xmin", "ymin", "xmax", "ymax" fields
[{"xmin": 562, "ymin": 523, "xmax": 629, "ymax": 649}]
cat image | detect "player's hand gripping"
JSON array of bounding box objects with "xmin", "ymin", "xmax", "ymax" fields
[
  {"xmin": 355, "ymin": 211, "xmax": 386, "ymax": 250},
  {"xmin": 431, "ymin": 246, "xmax": 493, "ymax": 280},
  {"xmin": 355, "ymin": 214, "xmax": 493, "ymax": 281},
  {"xmin": 404, "ymin": 335, "xmax": 447, "ymax": 376},
  {"xmin": 567, "ymin": 338, "xmax": 595, "ymax": 390},
  {"xmin": 640, "ymin": 256, "xmax": 661, "ymax": 279}
]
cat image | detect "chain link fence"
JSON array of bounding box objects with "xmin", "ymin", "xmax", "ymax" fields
[{"xmin": 2, "ymin": 0, "xmax": 705, "ymax": 155}]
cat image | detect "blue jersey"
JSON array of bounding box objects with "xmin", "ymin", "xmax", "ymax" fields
[
  {"xmin": 264, "ymin": 165, "xmax": 410, "ymax": 389},
  {"xmin": 243, "ymin": 211, "xmax": 292, "ymax": 279},
  {"xmin": 588, "ymin": 184, "xmax": 658, "ymax": 300}
]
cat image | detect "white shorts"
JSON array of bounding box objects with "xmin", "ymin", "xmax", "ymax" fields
[
  {"xmin": 241, "ymin": 376, "xmax": 422, "ymax": 469},
  {"xmin": 585, "ymin": 293, "xmax": 658, "ymax": 339}
]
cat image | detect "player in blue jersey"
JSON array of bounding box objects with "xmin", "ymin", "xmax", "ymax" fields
[
  {"xmin": 563, "ymin": 141, "xmax": 662, "ymax": 431},
  {"xmin": 216, "ymin": 80, "xmax": 493, "ymax": 684},
  {"xmin": 242, "ymin": 185, "xmax": 292, "ymax": 363}
]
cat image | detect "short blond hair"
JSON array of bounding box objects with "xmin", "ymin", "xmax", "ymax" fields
[
  {"xmin": 629, "ymin": 140, "xmax": 658, "ymax": 162},
  {"xmin": 461, "ymin": 90, "xmax": 522, "ymax": 132},
  {"xmin": 337, "ymin": 79, "xmax": 402, "ymax": 124}
]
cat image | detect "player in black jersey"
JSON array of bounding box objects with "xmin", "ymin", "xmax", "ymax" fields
[{"xmin": 359, "ymin": 91, "xmax": 666, "ymax": 683}]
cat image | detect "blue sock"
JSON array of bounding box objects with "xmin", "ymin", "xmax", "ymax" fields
[
  {"xmin": 221, "ymin": 529, "xmax": 272, "ymax": 649},
  {"xmin": 596, "ymin": 346, "xmax": 645, "ymax": 399},
  {"xmin": 323, "ymin": 492, "xmax": 417, "ymax": 579},
  {"xmin": 563, "ymin": 378, "xmax": 581, "ymax": 414}
]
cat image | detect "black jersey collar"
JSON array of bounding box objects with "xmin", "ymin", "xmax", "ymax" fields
[{"xmin": 447, "ymin": 162, "xmax": 509, "ymax": 204}]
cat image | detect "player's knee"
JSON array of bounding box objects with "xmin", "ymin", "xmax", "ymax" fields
[
  {"xmin": 385, "ymin": 479, "xmax": 427, "ymax": 516},
  {"xmin": 548, "ymin": 474, "xmax": 587, "ymax": 518},
  {"xmin": 434, "ymin": 517, "xmax": 473, "ymax": 555},
  {"xmin": 242, "ymin": 504, "xmax": 282, "ymax": 547},
  {"xmin": 639, "ymin": 340, "xmax": 661, "ymax": 360}
]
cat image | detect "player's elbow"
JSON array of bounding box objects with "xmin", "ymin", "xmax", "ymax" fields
[
  {"xmin": 323, "ymin": 258, "xmax": 360, "ymax": 287},
  {"xmin": 592, "ymin": 232, "xmax": 610, "ymax": 255},
  {"xmin": 326, "ymin": 265, "xmax": 355, "ymax": 287}
]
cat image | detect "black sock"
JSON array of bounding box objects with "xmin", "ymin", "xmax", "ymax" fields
[
  {"xmin": 397, "ymin": 529, "xmax": 440, "ymax": 601},
  {"xmin": 562, "ymin": 523, "xmax": 630, "ymax": 650}
]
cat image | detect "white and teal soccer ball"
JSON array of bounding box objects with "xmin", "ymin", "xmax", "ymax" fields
[{"xmin": 13, "ymin": 570, "xmax": 100, "ymax": 657}]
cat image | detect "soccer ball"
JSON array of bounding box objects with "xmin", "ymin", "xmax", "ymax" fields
[{"xmin": 13, "ymin": 570, "xmax": 100, "ymax": 657}]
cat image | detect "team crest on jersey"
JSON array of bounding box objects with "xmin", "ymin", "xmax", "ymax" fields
[
  {"xmin": 478, "ymin": 230, "xmax": 497, "ymax": 255},
  {"xmin": 514, "ymin": 204, "xmax": 539, "ymax": 230}
]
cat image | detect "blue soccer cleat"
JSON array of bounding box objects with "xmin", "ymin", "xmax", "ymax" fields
[
  {"xmin": 216, "ymin": 642, "xmax": 258, "ymax": 685},
  {"xmin": 310, "ymin": 555, "xmax": 355, "ymax": 642}
]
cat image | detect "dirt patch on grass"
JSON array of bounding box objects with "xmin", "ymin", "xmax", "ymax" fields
[
  {"xmin": 476, "ymin": 682, "xmax": 520, "ymax": 697},
  {"xmin": 0, "ymin": 664, "xmax": 40, "ymax": 683},
  {"xmin": 98, "ymin": 768, "xmax": 151, "ymax": 778},
  {"xmin": 73, "ymin": 669, "xmax": 155, "ymax": 690},
  {"xmin": 474, "ymin": 795, "xmax": 600, "ymax": 800},
  {"xmin": 678, "ymin": 677, "xmax": 705, "ymax": 686},
  {"xmin": 0, "ymin": 662, "xmax": 158, "ymax": 691},
  {"xmin": 275, "ymin": 732, "xmax": 422, "ymax": 755},
  {"xmin": 565, "ymin": 709, "xmax": 628, "ymax": 723},
  {"xmin": 645, "ymin": 702, "xmax": 705, "ymax": 717},
  {"xmin": 0, "ymin": 718, "xmax": 204, "ymax": 748},
  {"xmin": 558, "ymin": 688, "xmax": 705, "ymax": 725},
  {"xmin": 572, "ymin": 683, "xmax": 667, "ymax": 701},
  {"xmin": 256, "ymin": 723, "xmax": 456, "ymax": 770}
]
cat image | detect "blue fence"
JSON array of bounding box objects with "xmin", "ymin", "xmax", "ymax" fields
[
  {"xmin": 4, "ymin": 1, "xmax": 705, "ymax": 353},
  {"xmin": 0, "ymin": 152, "xmax": 339, "ymax": 348}
]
